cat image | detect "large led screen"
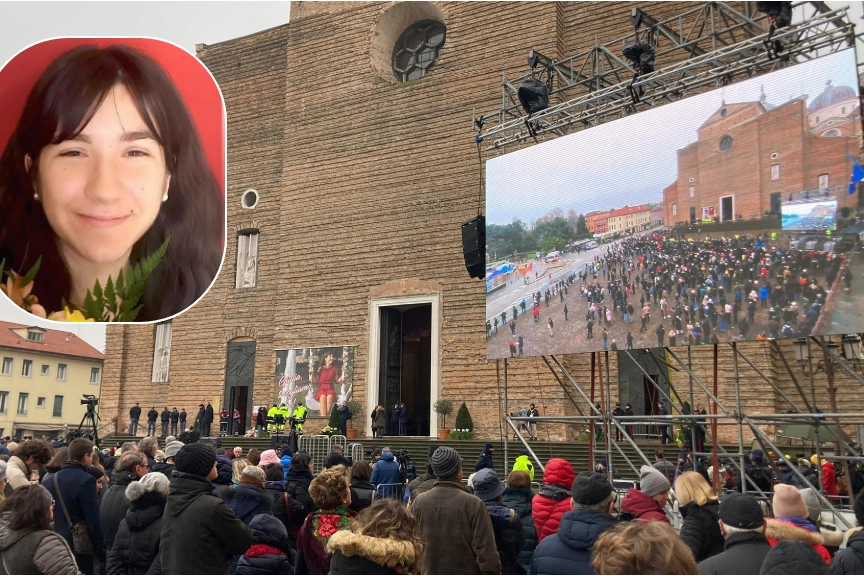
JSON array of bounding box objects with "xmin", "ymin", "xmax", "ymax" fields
[{"xmin": 485, "ymin": 50, "xmax": 861, "ymax": 359}]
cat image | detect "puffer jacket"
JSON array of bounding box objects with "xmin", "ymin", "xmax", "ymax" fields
[
  {"xmin": 150, "ymin": 461, "xmax": 175, "ymax": 479},
  {"xmin": 234, "ymin": 514, "xmax": 295, "ymax": 576},
  {"xmin": 219, "ymin": 484, "xmax": 275, "ymax": 525},
  {"xmin": 529, "ymin": 508, "xmax": 617, "ymax": 575},
  {"xmin": 502, "ymin": 487, "xmax": 537, "ymax": 572},
  {"xmin": 407, "ymin": 473, "xmax": 436, "ymax": 503},
  {"xmin": 832, "ymin": 527, "xmax": 864, "ymax": 574},
  {"xmin": 349, "ymin": 479, "xmax": 375, "ymax": 514},
  {"xmin": 766, "ymin": 518, "xmax": 831, "ymax": 564},
  {"xmin": 105, "ymin": 491, "xmax": 166, "ymax": 574},
  {"xmin": 285, "ymin": 469, "xmax": 314, "ymax": 513},
  {"xmin": 620, "ymin": 488, "xmax": 670, "ymax": 523},
  {"xmin": 484, "ymin": 500, "xmax": 526, "ymax": 575},
  {"xmin": 211, "ymin": 455, "xmax": 233, "ymax": 490},
  {"xmin": 761, "ymin": 540, "xmax": 833, "ymax": 575},
  {"xmin": 476, "ymin": 451, "xmax": 495, "ymax": 472},
  {"xmin": 263, "ymin": 480, "xmax": 306, "ymax": 540},
  {"xmin": 823, "ymin": 462, "xmax": 840, "ymax": 501},
  {"xmin": 280, "ymin": 454, "xmax": 292, "ymax": 481},
  {"xmin": 679, "ymin": 500, "xmax": 723, "ymax": 562},
  {"xmin": 533, "ymin": 458, "xmax": 576, "ymax": 543},
  {"xmin": 370, "ymin": 452, "xmax": 401, "ymax": 489},
  {"xmin": 328, "ymin": 530, "xmax": 420, "ymax": 575},
  {"xmin": 0, "ymin": 511, "xmax": 80, "ymax": 574},
  {"xmin": 100, "ymin": 470, "xmax": 139, "ymax": 551}
]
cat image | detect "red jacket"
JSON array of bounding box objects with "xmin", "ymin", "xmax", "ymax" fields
[
  {"xmin": 532, "ymin": 458, "xmax": 576, "ymax": 543},
  {"xmin": 822, "ymin": 461, "xmax": 839, "ymax": 500},
  {"xmin": 766, "ymin": 518, "xmax": 831, "ymax": 564},
  {"xmin": 620, "ymin": 488, "xmax": 670, "ymax": 523}
]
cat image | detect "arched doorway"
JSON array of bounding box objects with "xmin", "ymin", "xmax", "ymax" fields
[{"xmin": 225, "ymin": 337, "xmax": 256, "ymax": 436}]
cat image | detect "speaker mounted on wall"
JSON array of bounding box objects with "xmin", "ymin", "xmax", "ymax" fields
[{"xmin": 461, "ymin": 215, "xmax": 486, "ymax": 279}]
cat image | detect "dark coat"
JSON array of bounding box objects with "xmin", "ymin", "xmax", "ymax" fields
[
  {"xmin": 529, "ymin": 509, "xmax": 617, "ymax": 575},
  {"xmin": 159, "ymin": 471, "xmax": 253, "ymax": 575},
  {"xmin": 219, "ymin": 485, "xmax": 274, "ymax": 526},
  {"xmin": 105, "ymin": 491, "xmax": 166, "ymax": 575},
  {"xmin": 369, "ymin": 452, "xmax": 401, "ymax": 489},
  {"xmin": 204, "ymin": 405, "xmax": 214, "ymax": 425},
  {"xmin": 211, "ymin": 455, "xmax": 234, "ymax": 490},
  {"xmin": 42, "ymin": 461, "xmax": 107, "ymax": 562},
  {"xmin": 328, "ymin": 530, "xmax": 419, "ymax": 575},
  {"xmin": 263, "ymin": 481, "xmax": 306, "ymax": 539},
  {"xmin": 285, "ymin": 469, "xmax": 314, "ymax": 513},
  {"xmin": 234, "ymin": 515, "xmax": 295, "ymax": 576},
  {"xmin": 484, "ymin": 500, "xmax": 526, "ymax": 575},
  {"xmin": 760, "ymin": 540, "xmax": 832, "ymax": 575},
  {"xmin": 679, "ymin": 500, "xmax": 724, "ymax": 562},
  {"xmin": 147, "ymin": 410, "xmax": 158, "ymax": 422},
  {"xmin": 150, "ymin": 462, "xmax": 175, "ymax": 479},
  {"xmin": 476, "ymin": 451, "xmax": 495, "ymax": 472},
  {"xmin": 295, "ymin": 510, "xmax": 354, "ymax": 575},
  {"xmin": 698, "ymin": 531, "xmax": 773, "ymax": 575},
  {"xmin": 502, "ymin": 487, "xmax": 537, "ymax": 572},
  {"xmin": 100, "ymin": 470, "xmax": 138, "ymax": 551},
  {"xmin": 349, "ymin": 479, "xmax": 375, "ymax": 514},
  {"xmin": 160, "ymin": 410, "xmax": 170, "ymax": 423},
  {"xmin": 407, "ymin": 472, "xmax": 436, "ymax": 503},
  {"xmin": 653, "ymin": 459, "xmax": 677, "ymax": 484},
  {"xmin": 831, "ymin": 528, "xmax": 864, "ymax": 575}
]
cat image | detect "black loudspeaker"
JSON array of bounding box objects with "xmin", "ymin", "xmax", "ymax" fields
[
  {"xmin": 200, "ymin": 437, "xmax": 221, "ymax": 450},
  {"xmin": 462, "ymin": 215, "xmax": 486, "ymax": 279}
]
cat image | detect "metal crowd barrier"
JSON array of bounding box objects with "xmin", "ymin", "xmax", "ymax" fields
[
  {"xmin": 298, "ymin": 435, "xmax": 345, "ymax": 473},
  {"xmin": 348, "ymin": 443, "xmax": 364, "ymax": 466},
  {"xmin": 373, "ymin": 483, "xmax": 405, "ymax": 501}
]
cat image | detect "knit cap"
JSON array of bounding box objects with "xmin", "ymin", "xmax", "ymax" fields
[
  {"xmin": 126, "ymin": 471, "xmax": 170, "ymax": 501},
  {"xmin": 639, "ymin": 464, "xmax": 671, "ymax": 496},
  {"xmin": 773, "ymin": 484, "xmax": 808, "ymax": 519},
  {"xmin": 258, "ymin": 449, "xmax": 280, "ymax": 467},
  {"xmin": 164, "ymin": 441, "xmax": 185, "ymax": 460},
  {"xmin": 174, "ymin": 442, "xmax": 216, "ymax": 478},
  {"xmin": 430, "ymin": 446, "xmax": 462, "ymax": 479},
  {"xmin": 240, "ymin": 465, "xmax": 266, "ymax": 487},
  {"xmin": 799, "ymin": 488, "xmax": 821, "ymax": 524}
]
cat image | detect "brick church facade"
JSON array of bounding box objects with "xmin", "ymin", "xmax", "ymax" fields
[{"xmin": 99, "ymin": 2, "xmax": 864, "ymax": 447}]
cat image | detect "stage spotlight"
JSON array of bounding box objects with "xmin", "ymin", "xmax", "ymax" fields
[
  {"xmin": 622, "ymin": 40, "xmax": 656, "ymax": 75},
  {"xmin": 518, "ymin": 78, "xmax": 550, "ymax": 116}
]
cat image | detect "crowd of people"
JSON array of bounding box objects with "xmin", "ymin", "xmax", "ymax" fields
[{"xmin": 0, "ymin": 434, "xmax": 863, "ymax": 574}]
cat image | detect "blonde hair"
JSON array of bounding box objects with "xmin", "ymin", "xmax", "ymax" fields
[
  {"xmin": 591, "ymin": 521, "xmax": 698, "ymax": 575},
  {"xmin": 349, "ymin": 499, "xmax": 423, "ymax": 572},
  {"xmin": 232, "ymin": 458, "xmax": 250, "ymax": 483},
  {"xmin": 674, "ymin": 471, "xmax": 718, "ymax": 507},
  {"xmin": 309, "ymin": 464, "xmax": 350, "ymax": 510}
]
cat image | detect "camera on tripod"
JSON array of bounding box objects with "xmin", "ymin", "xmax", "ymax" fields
[{"xmin": 81, "ymin": 394, "xmax": 99, "ymax": 409}]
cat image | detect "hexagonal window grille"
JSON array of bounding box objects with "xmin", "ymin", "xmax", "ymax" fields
[{"xmin": 392, "ymin": 20, "xmax": 446, "ymax": 83}]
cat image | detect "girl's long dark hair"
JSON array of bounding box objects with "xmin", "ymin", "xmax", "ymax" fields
[{"xmin": 0, "ymin": 44, "xmax": 224, "ymax": 320}]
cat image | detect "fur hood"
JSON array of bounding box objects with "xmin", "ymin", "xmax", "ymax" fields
[
  {"xmin": 765, "ymin": 519, "xmax": 824, "ymax": 545},
  {"xmin": 818, "ymin": 522, "xmax": 845, "ymax": 548},
  {"xmin": 326, "ymin": 530, "xmax": 417, "ymax": 569}
]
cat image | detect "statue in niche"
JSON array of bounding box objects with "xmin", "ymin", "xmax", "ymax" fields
[{"xmin": 243, "ymin": 256, "xmax": 257, "ymax": 287}]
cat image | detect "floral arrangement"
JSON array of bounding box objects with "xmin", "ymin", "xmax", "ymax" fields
[
  {"xmin": 0, "ymin": 239, "xmax": 169, "ymax": 322},
  {"xmin": 319, "ymin": 426, "xmax": 340, "ymax": 437},
  {"xmin": 448, "ymin": 429, "xmax": 473, "ymax": 440}
]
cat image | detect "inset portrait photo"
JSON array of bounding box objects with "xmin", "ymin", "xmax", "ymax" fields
[{"xmin": 0, "ymin": 38, "xmax": 226, "ymax": 323}]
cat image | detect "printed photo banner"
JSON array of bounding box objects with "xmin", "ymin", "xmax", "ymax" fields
[{"xmin": 274, "ymin": 346, "xmax": 355, "ymax": 417}]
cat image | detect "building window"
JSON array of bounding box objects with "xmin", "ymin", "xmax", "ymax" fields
[
  {"xmin": 689, "ymin": 186, "xmax": 695, "ymax": 198},
  {"xmin": 236, "ymin": 231, "xmax": 259, "ymax": 289},
  {"xmin": 90, "ymin": 367, "xmax": 100, "ymax": 384},
  {"xmin": 771, "ymin": 164, "xmax": 780, "ymax": 181},
  {"xmin": 16, "ymin": 393, "xmax": 28, "ymax": 415},
  {"xmin": 1, "ymin": 358, "xmax": 11, "ymax": 376},
  {"xmin": 152, "ymin": 321, "xmax": 172, "ymax": 383},
  {"xmin": 841, "ymin": 106, "xmax": 846, "ymax": 114},
  {"xmin": 52, "ymin": 396, "xmax": 63, "ymax": 418},
  {"xmin": 0, "ymin": 392, "xmax": 7, "ymax": 414},
  {"xmin": 241, "ymin": 189, "xmax": 259, "ymax": 210},
  {"xmin": 392, "ymin": 20, "xmax": 446, "ymax": 83},
  {"xmin": 672, "ymin": 203, "xmax": 677, "ymax": 217},
  {"xmin": 719, "ymin": 135, "xmax": 734, "ymax": 152},
  {"xmin": 57, "ymin": 364, "xmax": 66, "ymax": 381},
  {"xmin": 822, "ymin": 129, "xmax": 841, "ymax": 137},
  {"xmin": 819, "ymin": 174, "xmax": 829, "ymax": 190},
  {"xmin": 21, "ymin": 360, "xmax": 32, "ymax": 378},
  {"xmin": 26, "ymin": 331, "xmax": 43, "ymax": 342},
  {"xmin": 41, "ymin": 364, "xmax": 49, "ymax": 376},
  {"xmin": 36, "ymin": 397, "xmax": 46, "ymax": 409}
]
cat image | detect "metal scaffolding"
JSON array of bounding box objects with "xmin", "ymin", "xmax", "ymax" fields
[{"xmin": 473, "ymin": 2, "xmax": 856, "ymax": 151}]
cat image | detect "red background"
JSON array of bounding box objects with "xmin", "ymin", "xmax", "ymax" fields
[{"xmin": 0, "ymin": 38, "xmax": 225, "ymax": 194}]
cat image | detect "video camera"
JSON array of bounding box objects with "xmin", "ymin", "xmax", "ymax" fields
[{"xmin": 81, "ymin": 395, "xmax": 99, "ymax": 409}]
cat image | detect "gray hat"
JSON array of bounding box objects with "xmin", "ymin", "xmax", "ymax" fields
[
  {"xmin": 430, "ymin": 446, "xmax": 462, "ymax": 479},
  {"xmin": 473, "ymin": 468, "xmax": 504, "ymax": 502},
  {"xmin": 799, "ymin": 488, "xmax": 821, "ymax": 524},
  {"xmin": 0, "ymin": 460, "xmax": 6, "ymax": 483},
  {"xmin": 164, "ymin": 441, "xmax": 185, "ymax": 460},
  {"xmin": 639, "ymin": 465, "xmax": 670, "ymax": 497}
]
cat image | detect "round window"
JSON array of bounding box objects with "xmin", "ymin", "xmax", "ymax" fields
[
  {"xmin": 392, "ymin": 20, "xmax": 446, "ymax": 83},
  {"xmin": 770, "ymin": 152, "xmax": 779, "ymax": 160},
  {"xmin": 242, "ymin": 189, "xmax": 259, "ymax": 209},
  {"xmin": 720, "ymin": 108, "xmax": 728, "ymax": 117},
  {"xmin": 719, "ymin": 135, "xmax": 734, "ymax": 152}
]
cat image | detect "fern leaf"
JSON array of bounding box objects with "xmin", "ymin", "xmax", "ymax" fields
[
  {"xmin": 114, "ymin": 238, "xmax": 170, "ymax": 322},
  {"xmin": 81, "ymin": 289, "xmax": 104, "ymax": 322},
  {"xmin": 104, "ymin": 275, "xmax": 117, "ymax": 320}
]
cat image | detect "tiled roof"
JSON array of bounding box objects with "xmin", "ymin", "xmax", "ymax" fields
[
  {"xmin": 0, "ymin": 321, "xmax": 103, "ymax": 361},
  {"xmin": 609, "ymin": 205, "xmax": 651, "ymax": 218}
]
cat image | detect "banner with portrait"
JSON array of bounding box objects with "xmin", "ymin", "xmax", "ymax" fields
[{"xmin": 274, "ymin": 346, "xmax": 355, "ymax": 418}]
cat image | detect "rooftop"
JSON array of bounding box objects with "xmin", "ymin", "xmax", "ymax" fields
[{"xmin": 0, "ymin": 321, "xmax": 104, "ymax": 361}]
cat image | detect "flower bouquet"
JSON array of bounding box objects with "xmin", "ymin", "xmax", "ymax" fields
[
  {"xmin": 320, "ymin": 426, "xmax": 340, "ymax": 437},
  {"xmin": 448, "ymin": 428, "xmax": 473, "ymax": 440}
]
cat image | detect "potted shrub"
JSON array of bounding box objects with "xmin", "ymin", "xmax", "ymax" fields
[
  {"xmin": 433, "ymin": 399, "xmax": 453, "ymax": 440},
  {"xmin": 345, "ymin": 399, "xmax": 363, "ymax": 439},
  {"xmin": 449, "ymin": 402, "xmax": 474, "ymax": 440}
]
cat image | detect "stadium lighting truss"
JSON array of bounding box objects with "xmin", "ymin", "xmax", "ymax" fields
[{"xmin": 474, "ymin": 2, "xmax": 856, "ymax": 152}]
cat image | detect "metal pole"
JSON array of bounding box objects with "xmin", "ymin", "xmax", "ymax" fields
[
  {"xmin": 771, "ymin": 340, "xmax": 814, "ymax": 412},
  {"xmin": 732, "ymin": 342, "xmax": 746, "ymax": 493},
  {"xmin": 688, "ymin": 346, "xmax": 697, "ymax": 460},
  {"xmin": 735, "ymin": 344, "xmax": 804, "ymax": 413},
  {"xmin": 505, "ymin": 418, "xmax": 545, "ymax": 474},
  {"xmin": 589, "ymin": 352, "xmax": 596, "ymax": 469},
  {"xmin": 604, "ymin": 350, "xmax": 613, "ymax": 484},
  {"xmin": 503, "ymin": 358, "xmax": 509, "ymax": 475},
  {"xmin": 807, "ymin": 338, "xmax": 824, "ymax": 491},
  {"xmin": 821, "ymin": 338, "xmax": 857, "ymax": 505},
  {"xmin": 540, "ymin": 356, "xmax": 586, "ymax": 415},
  {"xmin": 712, "ymin": 345, "xmax": 720, "ymax": 492}
]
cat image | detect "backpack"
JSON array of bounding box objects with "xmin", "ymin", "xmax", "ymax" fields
[{"xmin": 617, "ymin": 510, "xmax": 646, "ymax": 522}]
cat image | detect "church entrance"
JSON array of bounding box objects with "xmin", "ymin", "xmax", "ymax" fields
[
  {"xmin": 225, "ymin": 339, "xmax": 255, "ymax": 436},
  {"xmin": 368, "ymin": 295, "xmax": 440, "ymax": 437},
  {"xmin": 720, "ymin": 195, "xmax": 735, "ymax": 222}
]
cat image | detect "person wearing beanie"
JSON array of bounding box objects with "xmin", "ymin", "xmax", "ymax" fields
[
  {"xmin": 533, "ymin": 458, "xmax": 577, "ymax": 543},
  {"xmin": 831, "ymin": 487, "xmax": 864, "ymax": 574},
  {"xmin": 512, "ymin": 450, "xmax": 535, "ymax": 482},
  {"xmin": 765, "ymin": 484, "xmax": 831, "ymax": 564},
  {"xmin": 407, "ymin": 445, "xmax": 440, "ymax": 503},
  {"xmin": 152, "ymin": 440, "xmax": 184, "ymax": 479},
  {"xmin": 476, "ymin": 442, "xmax": 495, "ymax": 472},
  {"xmin": 620, "ymin": 465, "xmax": 671, "ymax": 523},
  {"xmin": 258, "ymin": 449, "xmax": 280, "ymax": 468},
  {"xmin": 530, "ymin": 471, "xmax": 617, "ymax": 575},
  {"xmin": 412, "ymin": 446, "xmax": 500, "ymax": 574},
  {"xmin": 219, "ymin": 465, "xmax": 274, "ymax": 526},
  {"xmin": 234, "ymin": 514, "xmax": 296, "ymax": 575},
  {"xmin": 105, "ymin": 473, "xmax": 169, "ymax": 574},
  {"xmin": 157, "ymin": 442, "xmax": 253, "ymax": 575},
  {"xmin": 473, "ymin": 468, "xmax": 525, "ymax": 575},
  {"xmin": 279, "ymin": 446, "xmax": 293, "ymax": 481},
  {"xmin": 699, "ymin": 492, "xmax": 771, "ymax": 575},
  {"xmin": 799, "ymin": 488, "xmax": 844, "ymax": 555}
]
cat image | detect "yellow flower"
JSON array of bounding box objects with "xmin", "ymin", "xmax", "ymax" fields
[{"xmin": 48, "ymin": 307, "xmax": 95, "ymax": 323}]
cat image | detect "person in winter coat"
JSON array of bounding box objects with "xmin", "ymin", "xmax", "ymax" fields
[
  {"xmin": 620, "ymin": 465, "xmax": 671, "ymax": 523},
  {"xmin": 476, "ymin": 443, "xmax": 495, "ymax": 472},
  {"xmin": 8, "ymin": 439, "xmax": 53, "ymax": 490},
  {"xmin": 262, "ymin": 462, "xmax": 306, "ymax": 543},
  {"xmin": 473, "ymin": 468, "xmax": 525, "ymax": 575},
  {"xmin": 220, "ymin": 466, "xmax": 275, "ymax": 525},
  {"xmin": 698, "ymin": 492, "xmax": 771, "ymax": 575},
  {"xmin": 407, "ymin": 446, "xmax": 439, "ymax": 504},
  {"xmin": 349, "ymin": 461, "xmax": 375, "ymax": 514},
  {"xmin": 674, "ymin": 471, "xmax": 723, "ymax": 562},
  {"xmin": 151, "ymin": 440, "xmax": 182, "ymax": 479},
  {"xmin": 652, "ymin": 450, "xmax": 676, "ymax": 485},
  {"xmin": 41, "ymin": 447, "xmax": 68, "ymax": 488},
  {"xmin": 373, "ymin": 406, "xmax": 387, "ymax": 439},
  {"xmin": 529, "ymin": 471, "xmax": 617, "ymax": 575},
  {"xmin": 822, "ymin": 458, "xmax": 841, "ymax": 502},
  {"xmin": 512, "ymin": 451, "xmax": 534, "ymax": 482},
  {"xmin": 760, "ymin": 540, "xmax": 832, "ymax": 575},
  {"xmin": 800, "ymin": 488, "xmax": 845, "ymax": 556},
  {"xmin": 591, "ymin": 521, "xmax": 698, "ymax": 575},
  {"xmin": 369, "ymin": 449, "xmax": 401, "ymax": 497},
  {"xmin": 533, "ymin": 458, "xmax": 576, "ymax": 544},
  {"xmin": 502, "ymin": 471, "xmax": 537, "ymax": 573},
  {"xmin": 295, "ymin": 465, "xmax": 354, "ymax": 575},
  {"xmin": 285, "ymin": 453, "xmax": 314, "ymax": 514},
  {"xmin": 100, "ymin": 452, "xmax": 148, "ymax": 552},
  {"xmin": 328, "ymin": 498, "xmax": 423, "ymax": 575},
  {"xmin": 211, "ymin": 454, "xmax": 234, "ymax": 491},
  {"xmin": 157, "ymin": 442, "xmax": 253, "ymax": 575},
  {"xmin": 279, "ymin": 446, "xmax": 292, "ymax": 481},
  {"xmin": 234, "ymin": 514, "xmax": 296, "ymax": 575},
  {"xmin": 105, "ymin": 472, "xmax": 169, "ymax": 575},
  {"xmin": 766, "ymin": 484, "xmax": 831, "ymax": 564},
  {"xmin": 0, "ymin": 484, "xmax": 80, "ymax": 574},
  {"xmin": 830, "ymin": 486, "xmax": 864, "ymax": 574}
]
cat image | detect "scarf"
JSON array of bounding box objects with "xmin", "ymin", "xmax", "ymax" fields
[{"xmin": 312, "ymin": 507, "xmax": 352, "ymax": 546}]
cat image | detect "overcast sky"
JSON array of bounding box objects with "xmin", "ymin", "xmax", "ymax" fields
[
  {"xmin": 486, "ymin": 49, "xmax": 859, "ymax": 226},
  {"xmin": 0, "ymin": 1, "xmax": 290, "ymax": 352}
]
